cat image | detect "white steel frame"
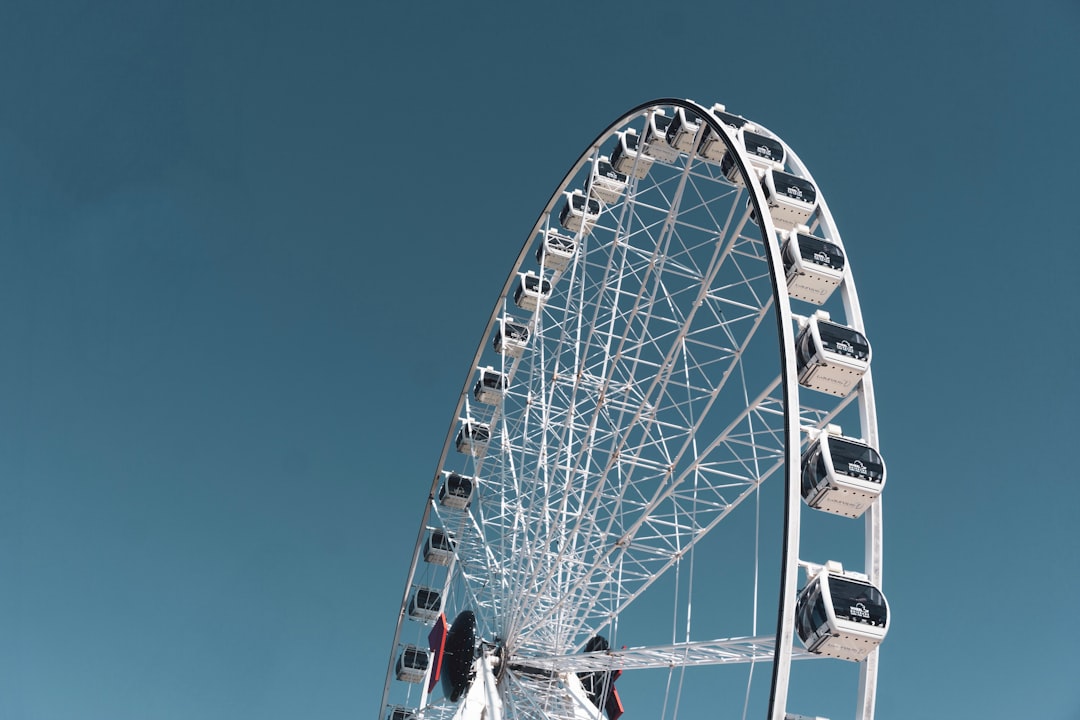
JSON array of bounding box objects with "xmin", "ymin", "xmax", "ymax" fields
[{"xmin": 380, "ymin": 99, "xmax": 884, "ymax": 720}]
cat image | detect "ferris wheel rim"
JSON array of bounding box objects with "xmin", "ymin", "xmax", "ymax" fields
[{"xmin": 380, "ymin": 99, "xmax": 884, "ymax": 720}]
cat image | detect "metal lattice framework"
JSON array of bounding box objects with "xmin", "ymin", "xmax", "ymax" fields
[{"xmin": 380, "ymin": 99, "xmax": 884, "ymax": 720}]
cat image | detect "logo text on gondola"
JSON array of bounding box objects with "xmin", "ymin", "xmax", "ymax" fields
[
  {"xmin": 835, "ymin": 340, "xmax": 854, "ymax": 355},
  {"xmin": 848, "ymin": 460, "xmax": 868, "ymax": 476},
  {"xmin": 850, "ymin": 603, "xmax": 870, "ymax": 619}
]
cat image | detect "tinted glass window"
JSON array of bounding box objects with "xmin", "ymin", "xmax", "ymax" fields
[
  {"xmin": 797, "ymin": 234, "xmax": 845, "ymax": 270},
  {"xmin": 714, "ymin": 110, "xmax": 748, "ymax": 128},
  {"xmin": 743, "ymin": 131, "xmax": 783, "ymax": 162},
  {"xmin": 547, "ymin": 234, "xmax": 576, "ymax": 253},
  {"xmin": 818, "ymin": 321, "xmax": 870, "ymax": 360},
  {"xmin": 829, "ymin": 438, "xmax": 884, "ymax": 482},
  {"xmin": 523, "ymin": 275, "xmax": 552, "ymax": 294},
  {"xmin": 773, "ymin": 172, "xmax": 817, "ymax": 204},
  {"xmin": 801, "ymin": 448, "xmax": 827, "ymax": 496},
  {"xmin": 446, "ymin": 473, "xmax": 472, "ymax": 492},
  {"xmin": 829, "ymin": 577, "xmax": 887, "ymax": 626},
  {"xmin": 503, "ymin": 322, "xmax": 529, "ymax": 342},
  {"xmin": 596, "ymin": 160, "xmax": 627, "ymax": 182},
  {"xmin": 416, "ymin": 589, "xmax": 441, "ymax": 609}
]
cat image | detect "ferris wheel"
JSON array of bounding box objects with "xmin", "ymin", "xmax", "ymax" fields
[{"xmin": 379, "ymin": 99, "xmax": 889, "ymax": 720}]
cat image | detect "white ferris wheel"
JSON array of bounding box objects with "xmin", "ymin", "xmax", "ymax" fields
[{"xmin": 379, "ymin": 99, "xmax": 889, "ymax": 720}]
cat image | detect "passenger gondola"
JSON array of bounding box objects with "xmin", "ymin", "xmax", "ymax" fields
[
  {"xmin": 395, "ymin": 644, "xmax": 430, "ymax": 683},
  {"xmin": 795, "ymin": 562, "xmax": 889, "ymax": 662},
  {"xmin": 749, "ymin": 169, "xmax": 818, "ymax": 231},
  {"xmin": 610, "ymin": 129, "xmax": 653, "ymax": 179},
  {"xmin": 782, "ymin": 229, "xmax": 845, "ymax": 305},
  {"xmin": 589, "ymin": 155, "xmax": 629, "ymax": 204},
  {"xmin": 795, "ymin": 313, "xmax": 871, "ymax": 397},
  {"xmin": 473, "ymin": 367, "xmax": 508, "ymax": 405},
  {"xmin": 514, "ymin": 271, "xmax": 552, "ymax": 311},
  {"xmin": 719, "ymin": 129, "xmax": 785, "ymax": 181},
  {"xmin": 439, "ymin": 472, "xmax": 475, "ymax": 509},
  {"xmin": 455, "ymin": 421, "xmax": 490, "ymax": 455},
  {"xmin": 387, "ymin": 707, "xmax": 416, "ymax": 720},
  {"xmin": 801, "ymin": 428, "xmax": 885, "ymax": 518},
  {"xmin": 423, "ymin": 529, "xmax": 455, "ymax": 565},
  {"xmin": 710, "ymin": 103, "xmax": 750, "ymax": 130},
  {"xmin": 558, "ymin": 190, "xmax": 600, "ymax": 234},
  {"xmin": 697, "ymin": 104, "xmax": 750, "ymax": 163},
  {"xmin": 494, "ymin": 316, "xmax": 530, "ymax": 357},
  {"xmin": 535, "ymin": 230, "xmax": 577, "ymax": 271},
  {"xmin": 643, "ymin": 109, "xmax": 678, "ymax": 163},
  {"xmin": 665, "ymin": 107, "xmax": 702, "ymax": 153},
  {"xmin": 408, "ymin": 586, "xmax": 442, "ymax": 622}
]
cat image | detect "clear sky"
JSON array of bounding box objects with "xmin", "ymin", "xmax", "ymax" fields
[{"xmin": 2, "ymin": 1, "xmax": 1078, "ymax": 719}]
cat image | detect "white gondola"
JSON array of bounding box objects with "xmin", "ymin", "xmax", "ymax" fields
[
  {"xmin": 423, "ymin": 529, "xmax": 455, "ymax": 565},
  {"xmin": 455, "ymin": 420, "xmax": 490, "ymax": 455},
  {"xmin": 610, "ymin": 129, "xmax": 653, "ymax": 179},
  {"xmin": 408, "ymin": 586, "xmax": 442, "ymax": 622},
  {"xmin": 750, "ymin": 169, "xmax": 818, "ymax": 231},
  {"xmin": 558, "ymin": 190, "xmax": 600, "ymax": 234},
  {"xmin": 589, "ymin": 156, "xmax": 628, "ymax": 204},
  {"xmin": 494, "ymin": 316, "xmax": 530, "ymax": 357},
  {"xmin": 795, "ymin": 312, "xmax": 871, "ymax": 397},
  {"xmin": 395, "ymin": 644, "xmax": 430, "ymax": 683},
  {"xmin": 535, "ymin": 230, "xmax": 577, "ymax": 271},
  {"xmin": 720, "ymin": 129, "xmax": 785, "ymax": 182},
  {"xmin": 710, "ymin": 103, "xmax": 750, "ymax": 130},
  {"xmin": 782, "ymin": 229, "xmax": 845, "ymax": 305},
  {"xmin": 439, "ymin": 472, "xmax": 476, "ymax": 509},
  {"xmin": 795, "ymin": 562, "xmax": 889, "ymax": 662},
  {"xmin": 665, "ymin": 107, "xmax": 702, "ymax": 153},
  {"xmin": 699, "ymin": 104, "xmax": 751, "ymax": 162},
  {"xmin": 388, "ymin": 707, "xmax": 416, "ymax": 720},
  {"xmin": 801, "ymin": 428, "xmax": 885, "ymax": 518},
  {"xmin": 643, "ymin": 109, "xmax": 679, "ymax": 163},
  {"xmin": 697, "ymin": 123, "xmax": 731, "ymax": 163},
  {"xmin": 514, "ymin": 271, "xmax": 552, "ymax": 311},
  {"xmin": 473, "ymin": 366, "xmax": 508, "ymax": 405}
]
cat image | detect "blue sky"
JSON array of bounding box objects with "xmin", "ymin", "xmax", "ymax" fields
[{"xmin": 2, "ymin": 1, "xmax": 1078, "ymax": 718}]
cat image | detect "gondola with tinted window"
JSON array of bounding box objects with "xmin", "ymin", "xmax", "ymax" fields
[
  {"xmin": 750, "ymin": 169, "xmax": 818, "ymax": 231},
  {"xmin": 782, "ymin": 229, "xmax": 845, "ymax": 305},
  {"xmin": 514, "ymin": 272, "xmax": 552, "ymax": 311},
  {"xmin": 455, "ymin": 420, "xmax": 490, "ymax": 455},
  {"xmin": 395, "ymin": 644, "xmax": 430, "ymax": 683},
  {"xmin": 494, "ymin": 316, "xmax": 530, "ymax": 357},
  {"xmin": 795, "ymin": 312, "xmax": 870, "ymax": 397},
  {"xmin": 588, "ymin": 155, "xmax": 629, "ymax": 205},
  {"xmin": 610, "ymin": 129, "xmax": 653, "ymax": 179},
  {"xmin": 718, "ymin": 129, "xmax": 785, "ymax": 181},
  {"xmin": 643, "ymin": 109, "xmax": 678, "ymax": 163},
  {"xmin": 801, "ymin": 427, "xmax": 885, "ymax": 518},
  {"xmin": 408, "ymin": 586, "xmax": 442, "ymax": 622},
  {"xmin": 558, "ymin": 190, "xmax": 600, "ymax": 234},
  {"xmin": 439, "ymin": 472, "xmax": 476, "ymax": 509},
  {"xmin": 423, "ymin": 529, "xmax": 456, "ymax": 565},
  {"xmin": 536, "ymin": 230, "xmax": 577, "ymax": 272},
  {"xmin": 473, "ymin": 367, "xmax": 508, "ymax": 405},
  {"xmin": 697, "ymin": 104, "xmax": 749, "ymax": 163},
  {"xmin": 665, "ymin": 107, "xmax": 702, "ymax": 153},
  {"xmin": 796, "ymin": 562, "xmax": 889, "ymax": 662}
]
